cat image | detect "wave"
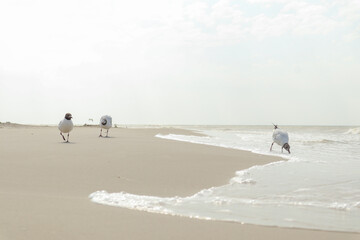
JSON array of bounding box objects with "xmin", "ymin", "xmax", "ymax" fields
[
  {"xmin": 345, "ymin": 127, "xmax": 360, "ymax": 135},
  {"xmin": 155, "ymin": 133, "xmax": 249, "ymax": 152},
  {"xmin": 89, "ymin": 191, "xmax": 179, "ymax": 216},
  {"xmin": 89, "ymin": 188, "xmax": 360, "ymax": 215},
  {"xmin": 155, "ymin": 134, "xmax": 291, "ymax": 160},
  {"xmin": 302, "ymin": 139, "xmax": 347, "ymax": 145}
]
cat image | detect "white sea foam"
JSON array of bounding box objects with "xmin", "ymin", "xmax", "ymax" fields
[
  {"xmin": 89, "ymin": 191, "xmax": 177, "ymax": 215},
  {"xmin": 90, "ymin": 126, "xmax": 360, "ymax": 233}
]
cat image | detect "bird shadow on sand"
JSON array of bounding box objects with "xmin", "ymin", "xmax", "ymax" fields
[
  {"xmin": 98, "ymin": 136, "xmax": 116, "ymax": 139},
  {"xmin": 59, "ymin": 141, "xmax": 76, "ymax": 144}
]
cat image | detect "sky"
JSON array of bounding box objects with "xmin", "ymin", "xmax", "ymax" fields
[{"xmin": 0, "ymin": 0, "xmax": 359, "ymax": 125}]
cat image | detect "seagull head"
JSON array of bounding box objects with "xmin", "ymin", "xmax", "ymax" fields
[
  {"xmin": 65, "ymin": 113, "xmax": 73, "ymax": 120},
  {"xmin": 101, "ymin": 119, "xmax": 107, "ymax": 125},
  {"xmin": 283, "ymin": 143, "xmax": 290, "ymax": 154}
]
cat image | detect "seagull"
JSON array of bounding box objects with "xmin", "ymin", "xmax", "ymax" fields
[
  {"xmin": 270, "ymin": 124, "xmax": 290, "ymax": 154},
  {"xmin": 58, "ymin": 113, "xmax": 73, "ymax": 142},
  {"xmin": 99, "ymin": 115, "xmax": 112, "ymax": 137}
]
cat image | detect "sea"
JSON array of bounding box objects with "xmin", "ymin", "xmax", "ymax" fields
[{"xmin": 89, "ymin": 126, "xmax": 360, "ymax": 233}]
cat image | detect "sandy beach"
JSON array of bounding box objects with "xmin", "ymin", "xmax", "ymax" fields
[{"xmin": 0, "ymin": 125, "xmax": 358, "ymax": 240}]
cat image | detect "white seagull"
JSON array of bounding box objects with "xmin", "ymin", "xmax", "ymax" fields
[
  {"xmin": 58, "ymin": 113, "xmax": 73, "ymax": 142},
  {"xmin": 99, "ymin": 115, "xmax": 112, "ymax": 137},
  {"xmin": 270, "ymin": 124, "xmax": 291, "ymax": 154}
]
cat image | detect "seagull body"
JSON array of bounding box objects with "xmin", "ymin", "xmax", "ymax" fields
[
  {"xmin": 270, "ymin": 125, "xmax": 290, "ymax": 153},
  {"xmin": 58, "ymin": 113, "xmax": 73, "ymax": 142},
  {"xmin": 99, "ymin": 115, "xmax": 112, "ymax": 137},
  {"xmin": 273, "ymin": 129, "xmax": 289, "ymax": 146}
]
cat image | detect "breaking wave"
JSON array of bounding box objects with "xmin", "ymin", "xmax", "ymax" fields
[{"xmin": 345, "ymin": 127, "xmax": 360, "ymax": 135}]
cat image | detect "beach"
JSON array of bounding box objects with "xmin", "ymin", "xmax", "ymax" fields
[{"xmin": 0, "ymin": 125, "xmax": 358, "ymax": 240}]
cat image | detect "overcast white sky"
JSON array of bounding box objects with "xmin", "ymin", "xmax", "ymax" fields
[{"xmin": 0, "ymin": 0, "xmax": 359, "ymax": 125}]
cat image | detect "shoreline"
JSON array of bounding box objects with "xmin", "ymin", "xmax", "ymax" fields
[{"xmin": 0, "ymin": 125, "xmax": 358, "ymax": 239}]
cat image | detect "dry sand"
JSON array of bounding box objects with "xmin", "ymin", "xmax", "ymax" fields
[{"xmin": 0, "ymin": 125, "xmax": 358, "ymax": 240}]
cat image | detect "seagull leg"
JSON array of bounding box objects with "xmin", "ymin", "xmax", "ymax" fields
[
  {"xmin": 99, "ymin": 129, "xmax": 103, "ymax": 137},
  {"xmin": 106, "ymin": 129, "xmax": 109, "ymax": 137},
  {"xmin": 60, "ymin": 132, "xmax": 66, "ymax": 141},
  {"xmin": 66, "ymin": 133, "xmax": 70, "ymax": 143},
  {"xmin": 270, "ymin": 142, "xmax": 274, "ymax": 151}
]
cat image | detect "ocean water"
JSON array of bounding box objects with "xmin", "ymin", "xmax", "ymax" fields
[{"xmin": 89, "ymin": 126, "xmax": 360, "ymax": 232}]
